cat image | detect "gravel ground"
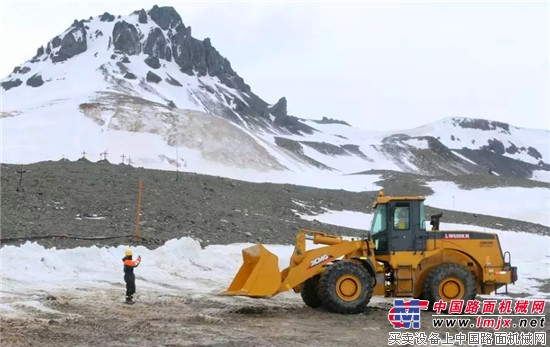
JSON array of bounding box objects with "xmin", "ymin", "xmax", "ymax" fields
[
  {"xmin": 1, "ymin": 288, "xmax": 548, "ymax": 347},
  {"xmin": 1, "ymin": 160, "xmax": 549, "ymax": 347},
  {"xmin": 1, "ymin": 160, "xmax": 548, "ymax": 250}
]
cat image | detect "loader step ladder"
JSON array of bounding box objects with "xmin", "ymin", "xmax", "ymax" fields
[
  {"xmin": 495, "ymin": 251, "xmax": 512, "ymax": 295},
  {"xmin": 494, "ymin": 282, "xmax": 508, "ymax": 295},
  {"xmin": 395, "ymin": 264, "xmax": 414, "ymax": 296}
]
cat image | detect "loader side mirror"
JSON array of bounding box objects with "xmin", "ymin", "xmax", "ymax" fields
[{"xmin": 430, "ymin": 212, "xmax": 443, "ymax": 231}]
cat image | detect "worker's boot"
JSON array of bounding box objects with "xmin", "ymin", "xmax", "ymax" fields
[{"xmin": 125, "ymin": 295, "xmax": 133, "ymax": 303}]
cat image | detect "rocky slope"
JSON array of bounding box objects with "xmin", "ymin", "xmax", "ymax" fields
[{"xmin": 1, "ymin": 161, "xmax": 548, "ymax": 250}]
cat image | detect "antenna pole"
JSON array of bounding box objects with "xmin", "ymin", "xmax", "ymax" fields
[
  {"xmin": 134, "ymin": 178, "xmax": 143, "ymax": 240},
  {"xmin": 176, "ymin": 143, "xmax": 179, "ymax": 181},
  {"xmin": 16, "ymin": 164, "xmax": 26, "ymax": 192}
]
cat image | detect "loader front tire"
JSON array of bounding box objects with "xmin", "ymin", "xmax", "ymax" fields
[
  {"xmin": 318, "ymin": 261, "xmax": 373, "ymax": 314},
  {"xmin": 301, "ymin": 275, "xmax": 322, "ymax": 309},
  {"xmin": 423, "ymin": 263, "xmax": 476, "ymax": 306}
]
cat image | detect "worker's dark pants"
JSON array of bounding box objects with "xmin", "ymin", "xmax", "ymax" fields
[{"xmin": 124, "ymin": 272, "xmax": 136, "ymax": 299}]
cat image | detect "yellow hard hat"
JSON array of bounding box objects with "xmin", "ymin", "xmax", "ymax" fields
[{"xmin": 125, "ymin": 249, "xmax": 132, "ymax": 256}]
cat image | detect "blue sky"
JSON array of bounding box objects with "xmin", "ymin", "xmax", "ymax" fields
[{"xmin": 1, "ymin": 1, "xmax": 548, "ymax": 131}]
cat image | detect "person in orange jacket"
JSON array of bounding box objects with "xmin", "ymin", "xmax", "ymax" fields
[{"xmin": 122, "ymin": 249, "xmax": 141, "ymax": 303}]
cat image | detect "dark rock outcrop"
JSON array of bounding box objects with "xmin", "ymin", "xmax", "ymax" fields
[
  {"xmin": 301, "ymin": 141, "xmax": 348, "ymax": 156},
  {"xmin": 144, "ymin": 56, "xmax": 161, "ymax": 69},
  {"xmin": 168, "ymin": 32, "xmax": 251, "ymax": 94},
  {"xmin": 137, "ymin": 9, "xmax": 147, "ymax": 24},
  {"xmin": 457, "ymin": 148, "xmax": 547, "ymax": 178},
  {"xmin": 341, "ymin": 144, "xmax": 370, "ymax": 160},
  {"xmin": 482, "ymin": 139, "xmax": 505, "ymax": 155},
  {"xmin": 1, "ymin": 79, "xmax": 23, "ymax": 91},
  {"xmin": 203, "ymin": 38, "xmax": 250, "ymax": 93},
  {"xmin": 26, "ymin": 74, "xmax": 44, "ymax": 87},
  {"xmin": 51, "ymin": 27, "xmax": 87, "ymax": 63},
  {"xmin": 171, "ymin": 28, "xmax": 202, "ymax": 75},
  {"xmin": 112, "ymin": 21, "xmax": 141, "ymax": 55},
  {"xmin": 375, "ymin": 134, "xmax": 483, "ymax": 176},
  {"xmin": 146, "ymin": 71, "xmax": 161, "ymax": 83},
  {"xmin": 165, "ymin": 74, "xmax": 182, "ymax": 86},
  {"xmin": 506, "ymin": 143, "xmax": 519, "ymax": 154},
  {"xmin": 51, "ymin": 36, "xmax": 61, "ymax": 48},
  {"xmin": 454, "ymin": 118, "xmax": 510, "ymax": 133},
  {"xmin": 143, "ymin": 28, "xmax": 166, "ymax": 59},
  {"xmin": 35, "ymin": 46, "xmax": 44, "ymax": 58},
  {"xmin": 273, "ymin": 114, "xmax": 316, "ymax": 135},
  {"xmin": 115, "ymin": 62, "xmax": 128, "ymax": 73},
  {"xmin": 527, "ymin": 146, "xmax": 542, "ymax": 160},
  {"xmin": 71, "ymin": 19, "xmax": 86, "ymax": 29},
  {"xmin": 274, "ymin": 137, "xmax": 334, "ymax": 170},
  {"xmin": 124, "ymin": 72, "xmax": 137, "ymax": 79},
  {"xmin": 100, "ymin": 12, "xmax": 115, "ymax": 22},
  {"xmin": 12, "ymin": 66, "xmax": 31, "ymax": 74},
  {"xmin": 269, "ymin": 97, "xmax": 287, "ymax": 118},
  {"xmin": 314, "ymin": 117, "xmax": 351, "ymax": 126},
  {"xmin": 148, "ymin": 5, "xmax": 182, "ymax": 30}
]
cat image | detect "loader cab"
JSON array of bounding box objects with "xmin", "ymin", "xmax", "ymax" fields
[{"xmin": 370, "ymin": 191, "xmax": 427, "ymax": 254}]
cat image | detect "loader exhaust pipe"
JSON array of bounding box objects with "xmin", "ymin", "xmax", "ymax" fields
[{"xmin": 219, "ymin": 244, "xmax": 282, "ymax": 297}]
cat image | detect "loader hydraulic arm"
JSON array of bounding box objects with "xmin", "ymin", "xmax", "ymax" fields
[
  {"xmin": 219, "ymin": 229, "xmax": 370, "ymax": 298},
  {"xmin": 289, "ymin": 229, "xmax": 354, "ymax": 266},
  {"xmin": 280, "ymin": 230, "xmax": 369, "ymax": 294}
]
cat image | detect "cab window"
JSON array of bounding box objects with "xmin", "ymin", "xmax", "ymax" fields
[
  {"xmin": 419, "ymin": 201, "xmax": 426, "ymax": 230},
  {"xmin": 394, "ymin": 204, "xmax": 410, "ymax": 230},
  {"xmin": 371, "ymin": 204, "xmax": 387, "ymax": 235}
]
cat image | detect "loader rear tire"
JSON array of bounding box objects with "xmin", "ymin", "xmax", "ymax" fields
[
  {"xmin": 318, "ymin": 261, "xmax": 373, "ymax": 314},
  {"xmin": 301, "ymin": 275, "xmax": 322, "ymax": 309},
  {"xmin": 423, "ymin": 263, "xmax": 476, "ymax": 307}
]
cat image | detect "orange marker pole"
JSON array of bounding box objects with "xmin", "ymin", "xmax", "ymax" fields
[{"xmin": 134, "ymin": 178, "xmax": 143, "ymax": 239}]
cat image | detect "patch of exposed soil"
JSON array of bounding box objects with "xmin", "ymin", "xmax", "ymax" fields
[{"xmin": 2, "ymin": 287, "xmax": 548, "ymax": 347}]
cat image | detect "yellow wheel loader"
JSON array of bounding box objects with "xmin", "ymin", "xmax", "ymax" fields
[{"xmin": 220, "ymin": 191, "xmax": 518, "ymax": 314}]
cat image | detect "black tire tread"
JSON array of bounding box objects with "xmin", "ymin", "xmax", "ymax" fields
[
  {"xmin": 318, "ymin": 261, "xmax": 373, "ymax": 314},
  {"xmin": 301, "ymin": 275, "xmax": 322, "ymax": 308},
  {"xmin": 422, "ymin": 263, "xmax": 477, "ymax": 307}
]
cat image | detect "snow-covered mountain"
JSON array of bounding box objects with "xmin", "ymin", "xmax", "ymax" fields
[{"xmin": 1, "ymin": 5, "xmax": 549, "ymax": 183}]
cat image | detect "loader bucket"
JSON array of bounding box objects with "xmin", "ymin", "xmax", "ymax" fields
[{"xmin": 219, "ymin": 244, "xmax": 282, "ymax": 297}]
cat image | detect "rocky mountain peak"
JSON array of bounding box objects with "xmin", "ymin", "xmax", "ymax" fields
[
  {"xmin": 2, "ymin": 5, "xmax": 319, "ymax": 135},
  {"xmin": 148, "ymin": 5, "xmax": 182, "ymax": 30},
  {"xmin": 270, "ymin": 97, "xmax": 287, "ymax": 118}
]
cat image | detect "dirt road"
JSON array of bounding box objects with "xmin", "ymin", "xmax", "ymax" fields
[
  {"xmin": 2, "ymin": 287, "xmax": 548, "ymax": 347},
  {"xmin": 1, "ymin": 287, "xmax": 398, "ymax": 347}
]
